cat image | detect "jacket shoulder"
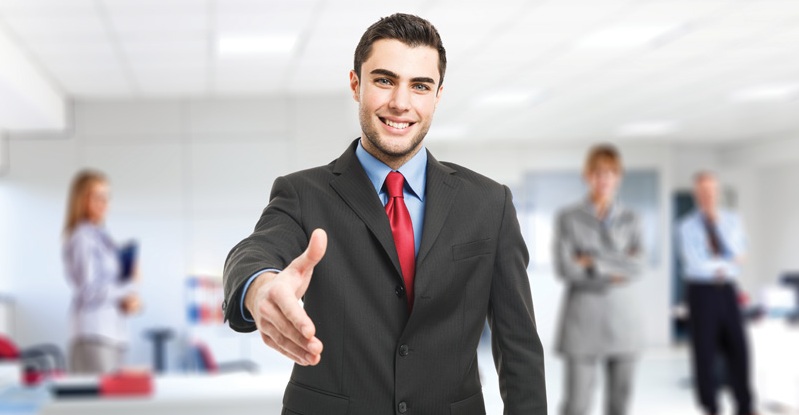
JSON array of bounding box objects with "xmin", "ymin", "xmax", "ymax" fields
[
  {"xmin": 272, "ymin": 161, "xmax": 339, "ymax": 193},
  {"xmin": 615, "ymin": 204, "xmax": 640, "ymax": 222},
  {"xmin": 439, "ymin": 161, "xmax": 506, "ymax": 192},
  {"xmin": 282, "ymin": 160, "xmax": 337, "ymax": 180},
  {"xmin": 555, "ymin": 202, "xmax": 586, "ymax": 220}
]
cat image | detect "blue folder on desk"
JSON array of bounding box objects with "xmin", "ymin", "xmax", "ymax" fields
[{"xmin": 118, "ymin": 241, "xmax": 138, "ymax": 282}]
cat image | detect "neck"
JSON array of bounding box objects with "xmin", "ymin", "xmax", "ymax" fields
[
  {"xmin": 590, "ymin": 194, "xmax": 612, "ymax": 218},
  {"xmin": 360, "ymin": 137, "xmax": 422, "ymax": 171},
  {"xmin": 383, "ymin": 157, "xmax": 411, "ymax": 171},
  {"xmin": 701, "ymin": 207, "xmax": 717, "ymax": 221}
]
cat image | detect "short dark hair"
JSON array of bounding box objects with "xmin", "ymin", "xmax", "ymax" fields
[{"xmin": 354, "ymin": 13, "xmax": 447, "ymax": 87}]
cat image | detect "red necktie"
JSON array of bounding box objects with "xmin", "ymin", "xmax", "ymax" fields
[{"xmin": 385, "ymin": 171, "xmax": 416, "ymax": 310}]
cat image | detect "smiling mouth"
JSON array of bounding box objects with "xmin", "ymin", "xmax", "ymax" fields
[{"xmin": 380, "ymin": 117, "xmax": 413, "ymax": 130}]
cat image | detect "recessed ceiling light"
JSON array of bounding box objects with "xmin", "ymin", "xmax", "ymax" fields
[
  {"xmin": 577, "ymin": 25, "xmax": 681, "ymax": 49},
  {"xmin": 216, "ymin": 35, "xmax": 297, "ymax": 57},
  {"xmin": 730, "ymin": 83, "xmax": 799, "ymax": 103},
  {"xmin": 473, "ymin": 90, "xmax": 545, "ymax": 107},
  {"xmin": 616, "ymin": 120, "xmax": 678, "ymax": 137}
]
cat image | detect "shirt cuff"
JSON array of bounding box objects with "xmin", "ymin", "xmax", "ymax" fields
[{"xmin": 240, "ymin": 269, "xmax": 281, "ymax": 322}]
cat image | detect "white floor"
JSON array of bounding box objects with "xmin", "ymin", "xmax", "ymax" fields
[
  {"xmin": 26, "ymin": 324, "xmax": 797, "ymax": 415},
  {"xmin": 477, "ymin": 345, "xmax": 794, "ymax": 415}
]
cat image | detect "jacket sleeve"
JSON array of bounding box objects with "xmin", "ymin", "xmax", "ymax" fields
[
  {"xmin": 552, "ymin": 211, "xmax": 610, "ymax": 289},
  {"xmin": 222, "ymin": 175, "xmax": 309, "ymax": 333},
  {"xmin": 488, "ymin": 186, "xmax": 547, "ymax": 415},
  {"xmin": 593, "ymin": 213, "xmax": 645, "ymax": 282}
]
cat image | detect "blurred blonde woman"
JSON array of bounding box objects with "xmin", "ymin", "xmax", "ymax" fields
[
  {"xmin": 63, "ymin": 169, "xmax": 140, "ymax": 374},
  {"xmin": 553, "ymin": 144, "xmax": 645, "ymax": 415}
]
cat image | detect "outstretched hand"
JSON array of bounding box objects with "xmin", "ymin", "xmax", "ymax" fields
[{"xmin": 245, "ymin": 229, "xmax": 327, "ymax": 366}]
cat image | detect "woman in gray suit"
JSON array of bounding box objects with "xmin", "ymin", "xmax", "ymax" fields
[{"xmin": 553, "ymin": 144, "xmax": 644, "ymax": 415}]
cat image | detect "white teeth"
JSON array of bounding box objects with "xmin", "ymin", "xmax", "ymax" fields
[{"xmin": 384, "ymin": 119, "xmax": 410, "ymax": 129}]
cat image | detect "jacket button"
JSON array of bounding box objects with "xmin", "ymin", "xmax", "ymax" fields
[
  {"xmin": 395, "ymin": 285, "xmax": 405, "ymax": 298},
  {"xmin": 400, "ymin": 344, "xmax": 410, "ymax": 357},
  {"xmin": 398, "ymin": 401, "xmax": 407, "ymax": 413},
  {"xmin": 399, "ymin": 344, "xmax": 409, "ymax": 357}
]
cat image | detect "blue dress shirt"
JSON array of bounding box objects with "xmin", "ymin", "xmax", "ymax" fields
[
  {"xmin": 677, "ymin": 209, "xmax": 747, "ymax": 282},
  {"xmin": 240, "ymin": 140, "xmax": 428, "ymax": 321},
  {"xmin": 355, "ymin": 140, "xmax": 427, "ymax": 254}
]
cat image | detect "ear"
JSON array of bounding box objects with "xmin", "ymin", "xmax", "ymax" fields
[{"xmin": 349, "ymin": 70, "xmax": 360, "ymax": 102}]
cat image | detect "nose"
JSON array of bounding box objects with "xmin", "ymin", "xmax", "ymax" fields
[{"xmin": 389, "ymin": 85, "xmax": 411, "ymax": 112}]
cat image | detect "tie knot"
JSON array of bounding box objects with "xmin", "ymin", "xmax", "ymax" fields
[{"xmin": 385, "ymin": 171, "xmax": 405, "ymax": 198}]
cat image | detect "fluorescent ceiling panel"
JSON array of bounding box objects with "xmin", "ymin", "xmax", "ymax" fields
[
  {"xmin": 473, "ymin": 89, "xmax": 546, "ymax": 107},
  {"xmin": 616, "ymin": 120, "xmax": 679, "ymax": 137},
  {"xmin": 216, "ymin": 34, "xmax": 296, "ymax": 57},
  {"xmin": 730, "ymin": 83, "xmax": 799, "ymax": 103},
  {"xmin": 576, "ymin": 25, "xmax": 685, "ymax": 49}
]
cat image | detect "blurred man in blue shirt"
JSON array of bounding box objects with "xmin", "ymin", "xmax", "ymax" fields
[{"xmin": 677, "ymin": 171, "xmax": 756, "ymax": 415}]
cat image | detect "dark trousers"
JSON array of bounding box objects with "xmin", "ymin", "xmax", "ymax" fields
[{"xmin": 687, "ymin": 282, "xmax": 754, "ymax": 415}]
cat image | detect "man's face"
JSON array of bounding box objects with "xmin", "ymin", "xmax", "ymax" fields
[
  {"xmin": 694, "ymin": 176, "xmax": 719, "ymax": 214},
  {"xmin": 350, "ymin": 39, "xmax": 442, "ymax": 165}
]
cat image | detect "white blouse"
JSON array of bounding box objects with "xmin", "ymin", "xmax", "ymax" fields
[{"xmin": 63, "ymin": 222, "xmax": 135, "ymax": 346}]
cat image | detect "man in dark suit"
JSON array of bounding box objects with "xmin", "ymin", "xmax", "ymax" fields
[{"xmin": 223, "ymin": 13, "xmax": 546, "ymax": 415}]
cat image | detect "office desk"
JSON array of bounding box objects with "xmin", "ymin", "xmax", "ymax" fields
[
  {"xmin": 41, "ymin": 372, "xmax": 289, "ymax": 415},
  {"xmin": 750, "ymin": 319, "xmax": 799, "ymax": 412}
]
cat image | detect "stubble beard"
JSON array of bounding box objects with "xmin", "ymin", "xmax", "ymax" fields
[{"xmin": 359, "ymin": 104, "xmax": 430, "ymax": 166}]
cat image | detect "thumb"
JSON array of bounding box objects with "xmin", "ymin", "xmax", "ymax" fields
[{"xmin": 287, "ymin": 228, "xmax": 328, "ymax": 279}]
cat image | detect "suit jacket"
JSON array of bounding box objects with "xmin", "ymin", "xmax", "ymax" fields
[
  {"xmin": 553, "ymin": 200, "xmax": 644, "ymax": 357},
  {"xmin": 223, "ymin": 140, "xmax": 546, "ymax": 415}
]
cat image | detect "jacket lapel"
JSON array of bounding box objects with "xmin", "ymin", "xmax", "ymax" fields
[
  {"xmin": 329, "ymin": 140, "xmax": 403, "ymax": 278},
  {"xmin": 416, "ymin": 151, "xmax": 460, "ymax": 267}
]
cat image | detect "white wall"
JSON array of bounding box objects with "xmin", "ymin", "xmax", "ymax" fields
[
  {"xmin": 0, "ymin": 95, "xmax": 358, "ymax": 368},
  {"xmin": 2, "ymin": 94, "xmax": 797, "ymax": 369},
  {"xmin": 720, "ymin": 137, "xmax": 799, "ymax": 295}
]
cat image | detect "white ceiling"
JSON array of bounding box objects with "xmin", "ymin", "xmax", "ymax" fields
[{"xmin": 0, "ymin": 0, "xmax": 798, "ymax": 143}]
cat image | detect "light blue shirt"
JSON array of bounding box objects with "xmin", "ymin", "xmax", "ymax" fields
[
  {"xmin": 355, "ymin": 140, "xmax": 427, "ymax": 253},
  {"xmin": 677, "ymin": 209, "xmax": 747, "ymax": 282},
  {"xmin": 240, "ymin": 140, "xmax": 428, "ymax": 321}
]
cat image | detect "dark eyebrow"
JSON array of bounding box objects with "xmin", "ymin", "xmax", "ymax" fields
[
  {"xmin": 411, "ymin": 77, "xmax": 436, "ymax": 84},
  {"xmin": 370, "ymin": 69, "xmax": 398, "ymax": 78},
  {"xmin": 370, "ymin": 68, "xmax": 436, "ymax": 85}
]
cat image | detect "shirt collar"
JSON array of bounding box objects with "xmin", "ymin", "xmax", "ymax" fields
[
  {"xmin": 581, "ymin": 197, "xmax": 618, "ymax": 223},
  {"xmin": 355, "ymin": 139, "xmax": 427, "ymax": 201}
]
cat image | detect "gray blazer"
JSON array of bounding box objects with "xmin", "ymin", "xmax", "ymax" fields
[
  {"xmin": 553, "ymin": 200, "xmax": 644, "ymax": 357},
  {"xmin": 223, "ymin": 140, "xmax": 546, "ymax": 415}
]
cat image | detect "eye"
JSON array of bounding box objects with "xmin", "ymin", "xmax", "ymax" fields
[
  {"xmin": 375, "ymin": 78, "xmax": 392, "ymax": 86},
  {"xmin": 412, "ymin": 83, "xmax": 431, "ymax": 91}
]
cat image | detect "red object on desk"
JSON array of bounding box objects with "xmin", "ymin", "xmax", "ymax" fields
[{"xmin": 100, "ymin": 371, "xmax": 153, "ymax": 396}]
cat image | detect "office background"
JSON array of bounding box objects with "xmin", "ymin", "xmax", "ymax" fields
[{"xmin": 0, "ymin": 0, "xmax": 798, "ymax": 413}]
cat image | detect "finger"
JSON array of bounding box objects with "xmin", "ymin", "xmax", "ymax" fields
[
  {"xmin": 272, "ymin": 288, "xmax": 317, "ymax": 340},
  {"xmin": 272, "ymin": 334, "xmax": 321, "ymax": 365},
  {"xmin": 260, "ymin": 323, "xmax": 323, "ymax": 365},
  {"xmin": 286, "ymin": 228, "xmax": 328, "ymax": 277},
  {"xmin": 260, "ymin": 332, "xmax": 311, "ymax": 366},
  {"xmin": 257, "ymin": 299, "xmax": 318, "ymax": 353}
]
